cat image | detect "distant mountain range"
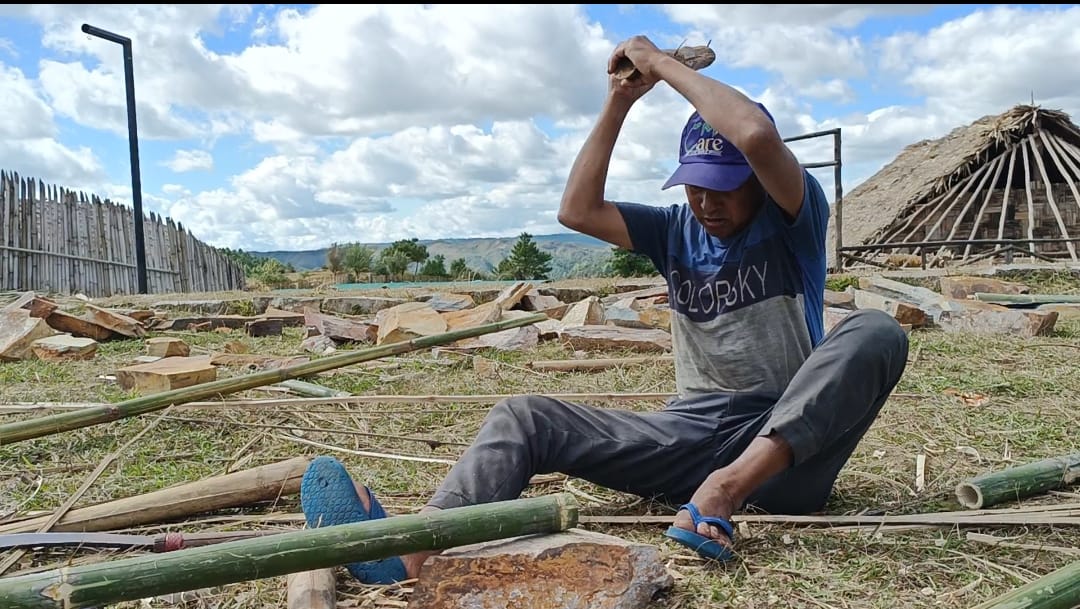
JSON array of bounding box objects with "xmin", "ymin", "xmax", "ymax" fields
[{"xmin": 252, "ymin": 232, "xmax": 617, "ymax": 279}]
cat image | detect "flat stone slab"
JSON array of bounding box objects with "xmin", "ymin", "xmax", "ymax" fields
[{"xmin": 408, "ymin": 528, "xmax": 673, "ymax": 609}]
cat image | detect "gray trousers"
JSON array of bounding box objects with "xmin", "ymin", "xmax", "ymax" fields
[{"xmin": 429, "ymin": 309, "xmax": 909, "ymax": 515}]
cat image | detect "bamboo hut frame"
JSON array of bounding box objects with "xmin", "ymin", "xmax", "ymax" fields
[{"xmin": 828, "ymin": 105, "xmax": 1080, "ymax": 270}]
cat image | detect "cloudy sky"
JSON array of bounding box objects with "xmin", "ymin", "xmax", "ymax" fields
[{"xmin": 2, "ymin": 4, "xmax": 1079, "ymax": 252}]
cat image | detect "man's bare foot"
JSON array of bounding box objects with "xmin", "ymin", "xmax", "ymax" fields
[
  {"xmin": 671, "ymin": 470, "xmax": 741, "ymax": 549},
  {"xmin": 350, "ymin": 482, "xmax": 439, "ymax": 579}
]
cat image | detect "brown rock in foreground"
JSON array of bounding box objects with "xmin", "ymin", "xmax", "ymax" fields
[{"xmin": 408, "ymin": 529, "xmax": 673, "ymax": 609}]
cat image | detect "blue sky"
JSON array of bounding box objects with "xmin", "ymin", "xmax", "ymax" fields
[{"xmin": 1, "ymin": 4, "xmax": 1078, "ymax": 252}]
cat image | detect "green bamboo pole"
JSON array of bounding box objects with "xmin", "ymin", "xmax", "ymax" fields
[
  {"xmin": 956, "ymin": 453, "xmax": 1080, "ymax": 509},
  {"xmin": 974, "ymin": 292, "xmax": 1080, "ymax": 305},
  {"xmin": 0, "ymin": 493, "xmax": 578, "ymax": 609},
  {"xmin": 0, "ymin": 313, "xmax": 547, "ymax": 446},
  {"xmin": 969, "ymin": 559, "xmax": 1080, "ymax": 609}
]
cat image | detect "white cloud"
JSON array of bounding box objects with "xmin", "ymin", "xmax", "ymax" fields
[
  {"xmin": 662, "ymin": 4, "xmax": 937, "ymax": 87},
  {"xmin": 164, "ymin": 149, "xmax": 213, "ymax": 173},
  {"xmin": 7, "ymin": 4, "xmax": 1080, "ymax": 254},
  {"xmin": 878, "ymin": 5, "xmax": 1080, "ymax": 119}
]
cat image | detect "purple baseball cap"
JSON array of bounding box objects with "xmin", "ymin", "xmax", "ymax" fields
[{"xmin": 661, "ymin": 102, "xmax": 775, "ymax": 192}]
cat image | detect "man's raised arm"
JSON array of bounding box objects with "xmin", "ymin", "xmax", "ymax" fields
[{"xmin": 558, "ymin": 67, "xmax": 659, "ymax": 251}]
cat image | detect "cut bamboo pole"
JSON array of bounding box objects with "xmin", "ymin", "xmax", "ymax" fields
[
  {"xmin": 956, "ymin": 453, "xmax": 1080, "ymax": 509},
  {"xmin": 287, "ymin": 569, "xmax": 336, "ymax": 609},
  {"xmin": 0, "ymin": 456, "xmax": 311, "ymax": 534},
  {"xmin": 0, "ymin": 313, "xmax": 548, "ymax": 445},
  {"xmin": 0, "ymin": 493, "xmax": 578, "ymax": 609},
  {"xmin": 968, "ymin": 559, "xmax": 1080, "ymax": 609}
]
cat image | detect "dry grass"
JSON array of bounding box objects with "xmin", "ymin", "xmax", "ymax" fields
[{"xmin": 1, "ymin": 274, "xmax": 1078, "ymax": 608}]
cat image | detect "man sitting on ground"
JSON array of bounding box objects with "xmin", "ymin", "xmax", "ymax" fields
[{"xmin": 299, "ymin": 34, "xmax": 909, "ymax": 584}]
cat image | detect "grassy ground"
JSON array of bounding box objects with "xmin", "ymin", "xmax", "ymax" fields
[{"xmin": 1, "ymin": 272, "xmax": 1078, "ymax": 608}]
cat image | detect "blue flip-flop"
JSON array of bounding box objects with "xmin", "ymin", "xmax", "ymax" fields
[
  {"xmin": 664, "ymin": 502, "xmax": 736, "ymax": 561},
  {"xmin": 300, "ymin": 456, "xmax": 408, "ymax": 584}
]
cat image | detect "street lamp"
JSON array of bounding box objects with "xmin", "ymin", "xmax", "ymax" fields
[{"xmin": 81, "ymin": 23, "xmax": 148, "ymax": 294}]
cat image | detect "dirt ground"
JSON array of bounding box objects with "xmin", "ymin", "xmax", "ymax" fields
[{"xmin": 1, "ymin": 271, "xmax": 1078, "ymax": 608}]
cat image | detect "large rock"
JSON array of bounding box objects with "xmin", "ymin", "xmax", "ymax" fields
[
  {"xmin": 407, "ymin": 529, "xmax": 673, "ymax": 609},
  {"xmin": 0, "ymin": 309, "xmax": 57, "ymax": 361}
]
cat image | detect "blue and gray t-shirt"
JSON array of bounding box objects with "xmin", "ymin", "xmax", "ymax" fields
[{"xmin": 615, "ymin": 170, "xmax": 830, "ymax": 398}]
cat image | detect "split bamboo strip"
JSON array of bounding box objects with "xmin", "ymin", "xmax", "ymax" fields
[
  {"xmin": 0, "ymin": 391, "xmax": 931, "ymax": 412},
  {"xmin": 581, "ymin": 513, "xmax": 1080, "ymax": 526},
  {"xmin": 942, "ymin": 154, "xmax": 1006, "ymax": 251},
  {"xmin": 960, "ymin": 152, "xmax": 1008, "ymax": 259},
  {"xmin": 974, "ymin": 293, "xmax": 1080, "ymax": 305},
  {"xmin": 968, "ymin": 559, "xmax": 1080, "ymax": 609},
  {"xmin": 1029, "ymin": 134, "xmax": 1078, "ymax": 260},
  {"xmin": 915, "ymin": 157, "xmax": 997, "ymax": 255},
  {"xmin": 0, "ymin": 494, "xmax": 579, "ymax": 609},
  {"xmin": 991, "ymin": 145, "xmax": 1019, "ymax": 256},
  {"xmin": 1022, "ymin": 136, "xmax": 1037, "ymax": 254},
  {"xmin": 0, "ymin": 456, "xmax": 311, "ymax": 534},
  {"xmin": 0, "ymin": 313, "xmax": 548, "ymax": 445},
  {"xmin": 528, "ymin": 356, "xmax": 674, "ymax": 372},
  {"xmin": 956, "ymin": 453, "xmax": 1080, "ymax": 509}
]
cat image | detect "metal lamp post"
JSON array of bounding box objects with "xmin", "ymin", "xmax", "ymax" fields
[{"xmin": 81, "ymin": 23, "xmax": 148, "ymax": 294}]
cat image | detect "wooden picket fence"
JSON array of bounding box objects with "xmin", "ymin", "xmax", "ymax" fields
[{"xmin": 0, "ymin": 171, "xmax": 245, "ymax": 297}]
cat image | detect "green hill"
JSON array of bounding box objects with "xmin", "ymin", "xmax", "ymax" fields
[{"xmin": 251, "ymin": 232, "xmax": 617, "ymax": 280}]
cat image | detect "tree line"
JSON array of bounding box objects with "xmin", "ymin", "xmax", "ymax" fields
[{"xmin": 221, "ymin": 232, "xmax": 659, "ymax": 287}]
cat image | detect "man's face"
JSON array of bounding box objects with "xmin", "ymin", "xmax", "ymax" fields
[{"xmin": 684, "ymin": 177, "xmax": 764, "ymax": 239}]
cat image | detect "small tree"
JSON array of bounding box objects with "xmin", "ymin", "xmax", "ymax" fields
[
  {"xmin": 386, "ymin": 238, "xmax": 429, "ymax": 277},
  {"xmin": 376, "ymin": 248, "xmax": 410, "ymax": 281},
  {"xmin": 343, "ymin": 243, "xmax": 374, "ymax": 279},
  {"xmin": 421, "ymin": 254, "xmax": 448, "ymax": 278},
  {"xmin": 608, "ymin": 247, "xmax": 657, "ymax": 277},
  {"xmin": 449, "ymin": 257, "xmax": 469, "ymax": 279},
  {"xmin": 251, "ymin": 258, "xmax": 290, "ymax": 289},
  {"xmin": 496, "ymin": 232, "xmax": 553, "ymax": 280},
  {"xmin": 326, "ymin": 243, "xmax": 344, "ymax": 277}
]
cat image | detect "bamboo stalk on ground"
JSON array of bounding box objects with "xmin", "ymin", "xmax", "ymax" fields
[
  {"xmin": 956, "ymin": 453, "xmax": 1080, "ymax": 509},
  {"xmin": 0, "ymin": 313, "xmax": 548, "ymax": 446},
  {"xmin": 0, "ymin": 493, "xmax": 579, "ymax": 609},
  {"xmin": 0, "ymin": 456, "xmax": 311, "ymax": 534},
  {"xmin": 969, "ymin": 559, "xmax": 1080, "ymax": 609}
]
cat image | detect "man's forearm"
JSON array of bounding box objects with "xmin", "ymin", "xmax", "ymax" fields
[{"xmin": 558, "ymin": 95, "xmax": 633, "ymax": 224}]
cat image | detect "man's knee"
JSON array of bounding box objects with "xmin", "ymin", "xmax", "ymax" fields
[
  {"xmin": 837, "ymin": 308, "xmax": 910, "ymax": 360},
  {"xmin": 486, "ymin": 395, "xmax": 557, "ymax": 436}
]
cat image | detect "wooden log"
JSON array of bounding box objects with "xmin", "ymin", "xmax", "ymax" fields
[
  {"xmin": 956, "ymin": 453, "xmax": 1080, "ymax": 509},
  {"xmin": 612, "ymin": 44, "xmax": 716, "ymax": 81},
  {"xmin": 287, "ymin": 569, "xmax": 336, "ymax": 609},
  {"xmin": 0, "ymin": 493, "xmax": 579, "ymax": 609},
  {"xmin": 968, "ymin": 559, "xmax": 1080, "ymax": 609},
  {"xmin": 0, "ymin": 456, "xmax": 311, "ymax": 534},
  {"xmin": 0, "ymin": 312, "xmax": 548, "ymax": 445}
]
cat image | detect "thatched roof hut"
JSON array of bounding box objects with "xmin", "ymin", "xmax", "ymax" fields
[{"xmin": 828, "ymin": 104, "xmax": 1080, "ymax": 270}]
